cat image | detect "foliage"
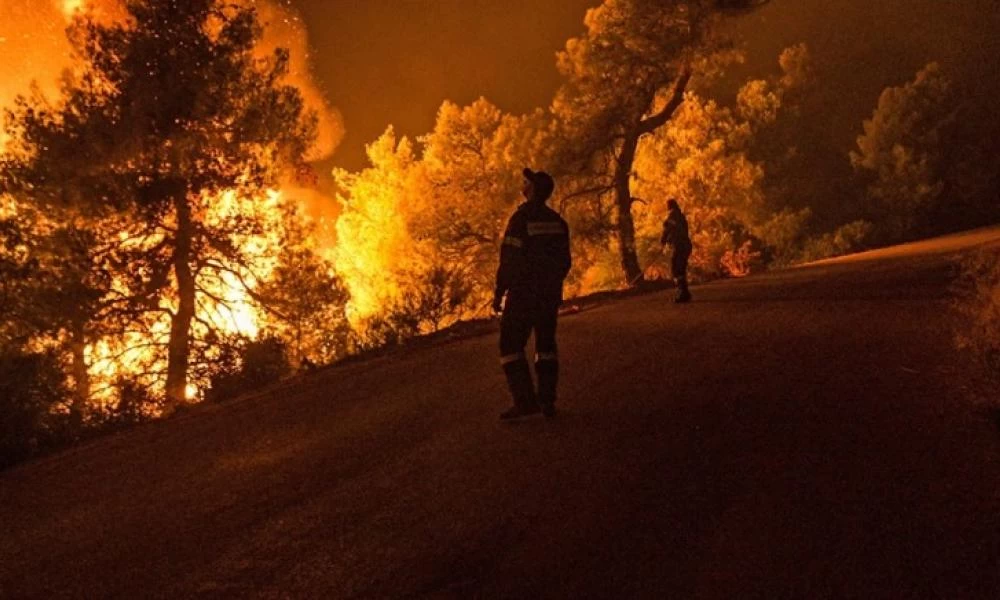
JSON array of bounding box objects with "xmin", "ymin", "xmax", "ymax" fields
[
  {"xmin": 335, "ymin": 100, "xmax": 549, "ymax": 337},
  {"xmin": 334, "ymin": 129, "xmax": 421, "ymax": 322},
  {"xmin": 0, "ymin": 207, "xmax": 38, "ymax": 345},
  {"xmin": 629, "ymin": 45, "xmax": 815, "ymax": 279},
  {"xmin": 851, "ymin": 63, "xmax": 954, "ymax": 241},
  {"xmin": 552, "ymin": 0, "xmax": 748, "ymax": 283},
  {"xmin": 389, "ymin": 265, "xmax": 475, "ymax": 333},
  {"xmin": 1, "ymin": 0, "xmax": 318, "ymax": 410},
  {"xmin": 798, "ymin": 220, "xmax": 873, "ymax": 263},
  {"xmin": 955, "ymin": 250, "xmax": 1000, "ymax": 388},
  {"xmin": 345, "ymin": 264, "xmax": 477, "ymax": 351},
  {"xmin": 91, "ymin": 380, "xmax": 161, "ymax": 429},
  {"xmin": 4, "ymin": 0, "xmax": 1000, "ymax": 468},
  {"xmin": 553, "ymin": 0, "xmax": 733, "ymax": 154},
  {"xmin": 334, "ymin": 40, "xmax": 833, "ymax": 303},
  {"xmin": 0, "ymin": 2, "xmax": 345, "ymax": 465},
  {"xmin": 851, "ymin": 63, "xmax": 1000, "ymax": 244},
  {"xmin": 207, "ymin": 336, "xmax": 291, "ymax": 403},
  {"xmin": 0, "ymin": 200, "xmax": 130, "ymax": 425},
  {"xmin": 415, "ymin": 101, "xmax": 551, "ymax": 305},
  {"xmin": 256, "ymin": 203, "xmax": 351, "ymax": 370},
  {"xmin": 0, "ymin": 348, "xmax": 68, "ymax": 469}
]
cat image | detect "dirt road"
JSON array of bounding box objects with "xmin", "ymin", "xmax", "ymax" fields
[{"xmin": 2, "ymin": 228, "xmax": 999, "ymax": 599}]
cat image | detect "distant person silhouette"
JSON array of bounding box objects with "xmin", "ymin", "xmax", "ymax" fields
[
  {"xmin": 660, "ymin": 198, "xmax": 692, "ymax": 303},
  {"xmin": 493, "ymin": 168, "xmax": 571, "ymax": 420}
]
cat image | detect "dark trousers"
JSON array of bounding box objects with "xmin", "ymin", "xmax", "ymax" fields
[
  {"xmin": 499, "ymin": 293, "xmax": 560, "ymax": 408},
  {"xmin": 671, "ymin": 243, "xmax": 692, "ymax": 296}
]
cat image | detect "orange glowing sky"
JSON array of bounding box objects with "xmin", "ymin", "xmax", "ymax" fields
[
  {"xmin": 3, "ymin": 0, "xmax": 999, "ymax": 172},
  {"xmin": 287, "ymin": 0, "xmax": 999, "ymax": 170},
  {"xmin": 0, "ymin": 0, "xmax": 343, "ymax": 160},
  {"xmin": 0, "ymin": 1, "xmax": 72, "ymax": 108}
]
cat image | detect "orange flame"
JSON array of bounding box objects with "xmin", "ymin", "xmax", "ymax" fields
[
  {"xmin": 1, "ymin": 2, "xmax": 342, "ymax": 409},
  {"xmin": 61, "ymin": 0, "xmax": 85, "ymax": 16}
]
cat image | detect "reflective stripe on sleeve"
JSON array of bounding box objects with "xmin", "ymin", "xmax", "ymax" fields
[
  {"xmin": 536, "ymin": 352, "xmax": 559, "ymax": 362},
  {"xmin": 501, "ymin": 352, "xmax": 526, "ymax": 365},
  {"xmin": 503, "ymin": 236, "xmax": 524, "ymax": 248},
  {"xmin": 526, "ymin": 221, "xmax": 566, "ymax": 236}
]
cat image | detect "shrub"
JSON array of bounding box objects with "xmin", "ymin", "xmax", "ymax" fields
[
  {"xmin": 0, "ymin": 349, "xmax": 68, "ymax": 468},
  {"xmin": 348, "ymin": 265, "xmax": 477, "ymax": 352},
  {"xmin": 798, "ymin": 220, "xmax": 873, "ymax": 263},
  {"xmin": 92, "ymin": 380, "xmax": 161, "ymax": 429},
  {"xmin": 955, "ymin": 250, "xmax": 1000, "ymax": 389},
  {"xmin": 720, "ymin": 240, "xmax": 765, "ymax": 278},
  {"xmin": 207, "ymin": 336, "xmax": 291, "ymax": 402}
]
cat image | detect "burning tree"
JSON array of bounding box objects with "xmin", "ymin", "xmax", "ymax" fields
[
  {"xmin": 1, "ymin": 0, "xmax": 318, "ymax": 412},
  {"xmin": 416, "ymin": 100, "xmax": 553, "ymax": 306},
  {"xmin": 334, "ymin": 100, "xmax": 552, "ymax": 335},
  {"xmin": 629, "ymin": 45, "xmax": 825, "ymax": 279},
  {"xmin": 552, "ymin": 0, "xmax": 760, "ymax": 284},
  {"xmin": 256, "ymin": 203, "xmax": 351, "ymax": 370}
]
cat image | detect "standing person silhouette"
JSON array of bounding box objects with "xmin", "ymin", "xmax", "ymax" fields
[
  {"xmin": 493, "ymin": 168, "xmax": 571, "ymax": 420},
  {"xmin": 661, "ymin": 198, "xmax": 693, "ymax": 303}
]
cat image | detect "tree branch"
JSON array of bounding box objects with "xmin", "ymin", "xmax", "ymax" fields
[
  {"xmin": 638, "ymin": 69, "xmax": 693, "ymax": 135},
  {"xmin": 200, "ymin": 261, "xmax": 291, "ymax": 321},
  {"xmin": 558, "ymin": 182, "xmax": 618, "ymax": 212}
]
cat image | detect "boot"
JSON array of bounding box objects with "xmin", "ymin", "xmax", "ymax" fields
[
  {"xmin": 674, "ymin": 277, "xmax": 692, "ymax": 303},
  {"xmin": 501, "ymin": 358, "xmax": 539, "ymax": 420},
  {"xmin": 535, "ymin": 358, "xmax": 558, "ymax": 418}
]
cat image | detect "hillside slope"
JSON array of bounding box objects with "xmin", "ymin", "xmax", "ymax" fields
[{"xmin": 2, "ymin": 228, "xmax": 999, "ymax": 599}]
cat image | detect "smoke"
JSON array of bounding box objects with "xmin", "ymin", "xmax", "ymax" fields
[
  {"xmin": 254, "ymin": 1, "xmax": 344, "ymax": 161},
  {"xmin": 251, "ymin": 2, "xmax": 343, "ymax": 237},
  {"xmin": 0, "ymin": 1, "xmax": 72, "ymax": 109},
  {"xmin": 0, "ymin": 0, "xmax": 344, "ymax": 161}
]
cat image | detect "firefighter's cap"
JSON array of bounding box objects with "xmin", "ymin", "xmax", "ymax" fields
[{"xmin": 522, "ymin": 168, "xmax": 555, "ymax": 201}]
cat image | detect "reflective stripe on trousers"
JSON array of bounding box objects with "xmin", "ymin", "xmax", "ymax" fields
[{"xmin": 501, "ymin": 352, "xmax": 526, "ymax": 365}]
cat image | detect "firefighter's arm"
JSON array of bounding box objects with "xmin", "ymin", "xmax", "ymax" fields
[
  {"xmin": 494, "ymin": 213, "xmax": 526, "ymax": 310},
  {"xmin": 660, "ymin": 218, "xmax": 673, "ymax": 246}
]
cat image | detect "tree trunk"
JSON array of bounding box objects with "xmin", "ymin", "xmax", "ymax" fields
[
  {"xmin": 164, "ymin": 194, "xmax": 196, "ymax": 411},
  {"xmin": 69, "ymin": 324, "xmax": 89, "ymax": 429},
  {"xmin": 614, "ymin": 131, "xmax": 643, "ymax": 285},
  {"xmin": 613, "ymin": 70, "xmax": 693, "ymax": 286},
  {"xmin": 292, "ymin": 321, "xmax": 303, "ymax": 372}
]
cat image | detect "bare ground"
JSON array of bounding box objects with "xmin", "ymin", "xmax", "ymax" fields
[{"xmin": 2, "ymin": 227, "xmax": 999, "ymax": 599}]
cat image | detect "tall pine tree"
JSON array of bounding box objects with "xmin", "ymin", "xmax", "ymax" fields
[{"xmin": 1, "ymin": 1, "xmax": 317, "ymax": 411}]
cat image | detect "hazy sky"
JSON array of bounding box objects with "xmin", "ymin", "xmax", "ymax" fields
[
  {"xmin": 3, "ymin": 1, "xmax": 997, "ymax": 173},
  {"xmin": 291, "ymin": 0, "xmax": 596, "ymax": 171},
  {"xmin": 289, "ymin": 0, "xmax": 1000, "ymax": 171}
]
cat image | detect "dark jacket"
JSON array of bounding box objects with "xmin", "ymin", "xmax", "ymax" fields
[
  {"xmin": 495, "ymin": 201, "xmax": 571, "ymax": 302},
  {"xmin": 660, "ymin": 207, "xmax": 691, "ymax": 249}
]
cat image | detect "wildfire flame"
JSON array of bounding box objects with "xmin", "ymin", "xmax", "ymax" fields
[{"xmin": 1, "ymin": 0, "xmax": 344, "ymax": 409}]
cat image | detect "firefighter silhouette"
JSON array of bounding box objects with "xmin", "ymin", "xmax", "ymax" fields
[
  {"xmin": 660, "ymin": 198, "xmax": 692, "ymax": 303},
  {"xmin": 493, "ymin": 168, "xmax": 571, "ymax": 420}
]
